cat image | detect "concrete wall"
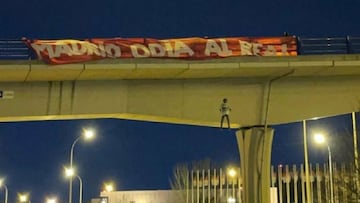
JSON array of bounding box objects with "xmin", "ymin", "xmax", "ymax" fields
[{"xmin": 100, "ymin": 190, "xmax": 178, "ymax": 203}]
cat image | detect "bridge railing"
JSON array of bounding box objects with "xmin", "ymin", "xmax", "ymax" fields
[
  {"xmin": 297, "ymin": 37, "xmax": 348, "ymax": 55},
  {"xmin": 0, "ymin": 39, "xmax": 34, "ymax": 60},
  {"xmin": 1, "ymin": 36, "xmax": 360, "ymax": 60},
  {"xmin": 297, "ymin": 36, "xmax": 360, "ymax": 55},
  {"xmin": 348, "ymin": 36, "xmax": 360, "ymax": 53}
]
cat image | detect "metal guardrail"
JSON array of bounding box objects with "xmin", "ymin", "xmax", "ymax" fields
[
  {"xmin": 1, "ymin": 37, "xmax": 360, "ymax": 60},
  {"xmin": 0, "ymin": 39, "xmax": 33, "ymax": 60},
  {"xmin": 348, "ymin": 36, "xmax": 360, "ymax": 53},
  {"xmin": 297, "ymin": 37, "xmax": 348, "ymax": 55}
]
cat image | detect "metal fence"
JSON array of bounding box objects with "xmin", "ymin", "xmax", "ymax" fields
[
  {"xmin": 186, "ymin": 163, "xmax": 357, "ymax": 203},
  {"xmin": 187, "ymin": 168, "xmax": 242, "ymax": 203},
  {"xmin": 1, "ymin": 37, "xmax": 360, "ymax": 60}
]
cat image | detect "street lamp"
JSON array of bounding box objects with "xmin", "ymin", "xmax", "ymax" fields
[
  {"xmin": 227, "ymin": 168, "xmax": 236, "ymax": 178},
  {"xmin": 102, "ymin": 182, "xmax": 115, "ymax": 203},
  {"xmin": 69, "ymin": 128, "xmax": 95, "ymax": 203},
  {"xmin": 18, "ymin": 193, "xmax": 30, "ymax": 203},
  {"xmin": 104, "ymin": 182, "xmax": 115, "ymax": 192},
  {"xmin": 65, "ymin": 167, "xmax": 83, "ymax": 203},
  {"xmin": 65, "ymin": 167, "xmax": 75, "ymax": 177},
  {"xmin": 227, "ymin": 197, "xmax": 236, "ymax": 203},
  {"xmin": 0, "ymin": 178, "xmax": 8, "ymax": 203},
  {"xmin": 46, "ymin": 197, "xmax": 57, "ymax": 203},
  {"xmin": 303, "ymin": 120, "xmax": 312, "ymax": 203},
  {"xmin": 313, "ymin": 133, "xmax": 334, "ymax": 203},
  {"xmin": 227, "ymin": 167, "xmax": 237, "ymax": 199}
]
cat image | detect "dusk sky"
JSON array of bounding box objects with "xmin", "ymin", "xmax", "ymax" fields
[
  {"xmin": 1, "ymin": 0, "xmax": 360, "ymax": 38},
  {"xmin": 1, "ymin": 0, "xmax": 360, "ymax": 203},
  {"xmin": 0, "ymin": 114, "xmax": 358, "ymax": 203}
]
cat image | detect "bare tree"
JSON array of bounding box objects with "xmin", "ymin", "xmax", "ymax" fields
[
  {"xmin": 169, "ymin": 159, "xmax": 213, "ymax": 203},
  {"xmin": 326, "ymin": 127, "xmax": 360, "ymax": 202}
]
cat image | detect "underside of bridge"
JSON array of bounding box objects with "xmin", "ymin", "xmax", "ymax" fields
[{"xmin": 1, "ymin": 54, "xmax": 360, "ymax": 127}]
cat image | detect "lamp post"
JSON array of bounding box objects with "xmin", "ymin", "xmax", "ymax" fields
[
  {"xmin": 65, "ymin": 168, "xmax": 83, "ymax": 203},
  {"xmin": 314, "ymin": 133, "xmax": 334, "ymax": 203},
  {"xmin": 0, "ymin": 179, "xmax": 8, "ymax": 203},
  {"xmin": 303, "ymin": 120, "xmax": 312, "ymax": 203},
  {"xmin": 76, "ymin": 176, "xmax": 83, "ymax": 203},
  {"xmin": 69, "ymin": 128, "xmax": 95, "ymax": 203},
  {"xmin": 352, "ymin": 112, "xmax": 359, "ymax": 195}
]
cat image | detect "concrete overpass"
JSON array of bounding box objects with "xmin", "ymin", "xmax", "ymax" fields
[
  {"xmin": 1, "ymin": 52, "xmax": 360, "ymax": 203},
  {"xmin": 1, "ymin": 54, "xmax": 360, "ymax": 126}
]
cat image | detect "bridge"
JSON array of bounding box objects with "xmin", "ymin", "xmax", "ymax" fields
[
  {"xmin": 1, "ymin": 36, "xmax": 360, "ymax": 126},
  {"xmin": 1, "ymin": 36, "xmax": 360, "ymax": 203}
]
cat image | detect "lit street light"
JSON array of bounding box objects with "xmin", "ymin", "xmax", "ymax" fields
[
  {"xmin": 313, "ymin": 133, "xmax": 334, "ymax": 203},
  {"xmin": 227, "ymin": 167, "xmax": 237, "ymax": 199},
  {"xmin": 102, "ymin": 182, "xmax": 115, "ymax": 203},
  {"xmin": 227, "ymin": 168, "xmax": 236, "ymax": 178},
  {"xmin": 0, "ymin": 178, "xmax": 8, "ymax": 203},
  {"xmin": 65, "ymin": 167, "xmax": 75, "ymax": 178},
  {"xmin": 227, "ymin": 197, "xmax": 236, "ymax": 203},
  {"xmin": 46, "ymin": 197, "xmax": 57, "ymax": 203},
  {"xmin": 104, "ymin": 182, "xmax": 115, "ymax": 192},
  {"xmin": 18, "ymin": 193, "xmax": 30, "ymax": 203},
  {"xmin": 69, "ymin": 128, "xmax": 95, "ymax": 203},
  {"xmin": 65, "ymin": 168, "xmax": 83, "ymax": 203}
]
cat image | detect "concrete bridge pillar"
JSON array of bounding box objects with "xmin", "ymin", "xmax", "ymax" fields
[{"xmin": 236, "ymin": 126, "xmax": 274, "ymax": 203}]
